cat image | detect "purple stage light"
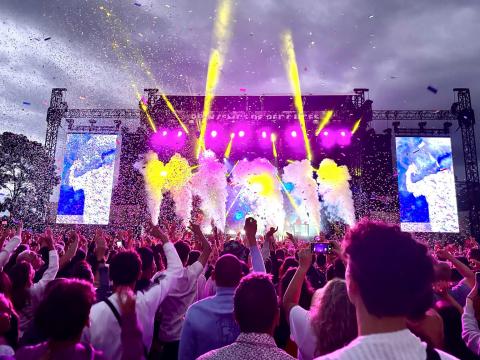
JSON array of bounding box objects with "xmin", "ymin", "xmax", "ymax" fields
[
  {"xmin": 291, "ymin": 131, "xmax": 297, "ymax": 138},
  {"xmin": 337, "ymin": 129, "xmax": 352, "ymax": 146},
  {"xmin": 211, "ymin": 130, "xmax": 218, "ymax": 138},
  {"xmin": 323, "ymin": 131, "xmax": 329, "ymax": 136},
  {"xmin": 261, "ymin": 131, "xmax": 267, "ymax": 139},
  {"xmin": 150, "ymin": 128, "xmax": 185, "ymax": 150},
  {"xmin": 205, "ymin": 123, "xmax": 226, "ymax": 152},
  {"xmin": 162, "ymin": 130, "xmax": 168, "ymax": 136},
  {"xmin": 177, "ymin": 131, "xmax": 183, "ymax": 137},
  {"xmin": 238, "ymin": 130, "xmax": 245, "ymax": 138}
]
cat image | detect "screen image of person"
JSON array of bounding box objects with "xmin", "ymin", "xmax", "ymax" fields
[
  {"xmin": 56, "ymin": 133, "xmax": 118, "ymax": 225},
  {"xmin": 395, "ymin": 136, "xmax": 459, "ymax": 233}
]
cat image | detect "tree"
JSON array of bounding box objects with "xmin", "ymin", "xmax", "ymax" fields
[{"xmin": 0, "ymin": 132, "xmax": 60, "ymax": 227}]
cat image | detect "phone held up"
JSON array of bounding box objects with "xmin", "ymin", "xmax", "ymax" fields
[{"xmin": 310, "ymin": 242, "xmax": 333, "ymax": 255}]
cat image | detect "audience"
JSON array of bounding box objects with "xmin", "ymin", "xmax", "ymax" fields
[
  {"xmin": 284, "ymin": 248, "xmax": 356, "ymax": 359},
  {"xmin": 83, "ymin": 225, "xmax": 183, "ymax": 359},
  {"xmin": 315, "ymin": 220, "xmax": 457, "ymax": 359},
  {"xmin": 0, "ymin": 214, "xmax": 477, "ymax": 360},
  {"xmin": 16, "ymin": 279, "xmax": 102, "ymax": 360},
  {"xmin": 198, "ymin": 273, "xmax": 294, "ymax": 360}
]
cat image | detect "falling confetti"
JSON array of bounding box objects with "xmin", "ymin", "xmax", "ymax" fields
[
  {"xmin": 22, "ymin": 101, "xmax": 31, "ymax": 106},
  {"xmin": 44, "ymin": 37, "xmax": 51, "ymax": 41},
  {"xmin": 427, "ymin": 86, "xmax": 438, "ymax": 94},
  {"xmin": 134, "ymin": 2, "xmax": 142, "ymax": 6}
]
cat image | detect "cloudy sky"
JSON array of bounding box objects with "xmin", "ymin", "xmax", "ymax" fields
[{"xmin": 1, "ymin": 0, "xmax": 480, "ymax": 144}]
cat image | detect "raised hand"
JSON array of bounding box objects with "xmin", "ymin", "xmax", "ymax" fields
[
  {"xmin": 244, "ymin": 217, "xmax": 257, "ymax": 238},
  {"xmin": 147, "ymin": 224, "xmax": 169, "ymax": 245},
  {"xmin": 44, "ymin": 227, "xmax": 55, "ymax": 250},
  {"xmin": 298, "ymin": 247, "xmax": 313, "ymax": 270}
]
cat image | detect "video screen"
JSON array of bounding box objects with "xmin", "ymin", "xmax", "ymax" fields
[
  {"xmin": 395, "ymin": 137, "xmax": 459, "ymax": 233},
  {"xmin": 56, "ymin": 133, "xmax": 119, "ymax": 225}
]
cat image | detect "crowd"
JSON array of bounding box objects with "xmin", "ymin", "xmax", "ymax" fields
[{"xmin": 0, "ymin": 216, "xmax": 480, "ymax": 359}]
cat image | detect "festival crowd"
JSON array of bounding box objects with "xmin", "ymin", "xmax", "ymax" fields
[{"xmin": 0, "ymin": 216, "xmax": 480, "ymax": 359}]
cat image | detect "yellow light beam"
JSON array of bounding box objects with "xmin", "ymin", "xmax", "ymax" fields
[
  {"xmin": 281, "ymin": 31, "xmax": 312, "ymax": 161},
  {"xmin": 351, "ymin": 118, "xmax": 362, "ymax": 134},
  {"xmin": 226, "ymin": 186, "xmax": 243, "ymax": 217},
  {"xmin": 276, "ymin": 174, "xmax": 302, "ymax": 217},
  {"xmin": 315, "ymin": 110, "xmax": 334, "ymax": 136},
  {"xmin": 224, "ymin": 134, "xmax": 235, "ymax": 159},
  {"xmin": 197, "ymin": 0, "xmax": 233, "ymax": 158},
  {"xmin": 161, "ymin": 94, "xmax": 189, "ymax": 134},
  {"xmin": 139, "ymin": 96, "xmax": 157, "ymax": 133},
  {"xmin": 226, "ymin": 160, "xmax": 239, "ymax": 177},
  {"xmin": 271, "ymin": 134, "xmax": 278, "ymax": 158}
]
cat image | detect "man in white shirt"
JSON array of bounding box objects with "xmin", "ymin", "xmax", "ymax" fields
[
  {"xmin": 315, "ymin": 220, "xmax": 458, "ymax": 360},
  {"xmin": 83, "ymin": 226, "xmax": 183, "ymax": 360},
  {"xmin": 155, "ymin": 223, "xmax": 212, "ymax": 359}
]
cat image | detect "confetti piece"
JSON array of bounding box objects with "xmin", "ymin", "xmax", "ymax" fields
[
  {"xmin": 79, "ymin": 96, "xmax": 86, "ymax": 100},
  {"xmin": 427, "ymin": 86, "xmax": 438, "ymax": 94},
  {"xmin": 352, "ymin": 66, "xmax": 358, "ymax": 70},
  {"xmin": 134, "ymin": 2, "xmax": 142, "ymax": 6},
  {"xmin": 239, "ymin": 88, "xmax": 246, "ymax": 92},
  {"xmin": 22, "ymin": 101, "xmax": 31, "ymax": 106},
  {"xmin": 369, "ymin": 15, "xmax": 374, "ymax": 18},
  {"xmin": 44, "ymin": 37, "xmax": 51, "ymax": 41},
  {"xmin": 164, "ymin": 4, "xmax": 170, "ymax": 8}
]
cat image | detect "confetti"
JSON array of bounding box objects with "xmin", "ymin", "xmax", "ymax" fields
[
  {"xmin": 369, "ymin": 15, "xmax": 374, "ymax": 18},
  {"xmin": 352, "ymin": 66, "xmax": 358, "ymax": 70},
  {"xmin": 44, "ymin": 37, "xmax": 51, "ymax": 41},
  {"xmin": 79, "ymin": 96, "xmax": 86, "ymax": 100},
  {"xmin": 239, "ymin": 88, "xmax": 246, "ymax": 92},
  {"xmin": 427, "ymin": 86, "xmax": 438, "ymax": 94},
  {"xmin": 22, "ymin": 101, "xmax": 31, "ymax": 106},
  {"xmin": 134, "ymin": 2, "xmax": 142, "ymax": 6}
]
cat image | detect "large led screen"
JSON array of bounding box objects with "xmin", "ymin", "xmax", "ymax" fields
[
  {"xmin": 56, "ymin": 133, "xmax": 119, "ymax": 225},
  {"xmin": 395, "ymin": 136, "xmax": 459, "ymax": 233}
]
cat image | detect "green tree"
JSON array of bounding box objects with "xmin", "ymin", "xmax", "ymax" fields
[{"xmin": 0, "ymin": 132, "xmax": 60, "ymax": 227}]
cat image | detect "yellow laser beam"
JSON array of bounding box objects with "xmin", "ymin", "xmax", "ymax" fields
[
  {"xmin": 271, "ymin": 134, "xmax": 278, "ymax": 158},
  {"xmin": 224, "ymin": 134, "xmax": 235, "ymax": 159},
  {"xmin": 161, "ymin": 94, "xmax": 189, "ymax": 134},
  {"xmin": 281, "ymin": 31, "xmax": 312, "ymax": 161},
  {"xmin": 139, "ymin": 96, "xmax": 157, "ymax": 133},
  {"xmin": 315, "ymin": 110, "xmax": 333, "ymax": 136},
  {"xmin": 351, "ymin": 118, "xmax": 362, "ymax": 134},
  {"xmin": 226, "ymin": 186, "xmax": 243, "ymax": 217},
  {"xmin": 226, "ymin": 160, "xmax": 239, "ymax": 177},
  {"xmin": 276, "ymin": 174, "xmax": 302, "ymax": 217},
  {"xmin": 197, "ymin": 0, "xmax": 233, "ymax": 158}
]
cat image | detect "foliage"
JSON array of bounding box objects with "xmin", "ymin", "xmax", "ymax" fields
[{"xmin": 0, "ymin": 132, "xmax": 60, "ymax": 226}]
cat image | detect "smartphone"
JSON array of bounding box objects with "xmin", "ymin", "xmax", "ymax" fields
[{"xmin": 311, "ymin": 242, "xmax": 333, "ymax": 254}]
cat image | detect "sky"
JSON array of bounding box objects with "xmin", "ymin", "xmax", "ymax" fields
[{"xmin": 0, "ymin": 0, "xmax": 480, "ymax": 144}]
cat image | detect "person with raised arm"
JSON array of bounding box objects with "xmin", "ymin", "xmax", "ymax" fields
[
  {"xmin": 155, "ymin": 222, "xmax": 212, "ymax": 360},
  {"xmin": 83, "ymin": 224, "xmax": 183, "ymax": 360},
  {"xmin": 178, "ymin": 217, "xmax": 266, "ymax": 360},
  {"xmin": 314, "ymin": 220, "xmax": 458, "ymax": 360}
]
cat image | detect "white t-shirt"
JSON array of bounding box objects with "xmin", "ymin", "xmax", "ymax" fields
[
  {"xmin": 156, "ymin": 261, "xmax": 204, "ymax": 342},
  {"xmin": 289, "ymin": 305, "xmax": 317, "ymax": 360},
  {"xmin": 315, "ymin": 329, "xmax": 459, "ymax": 360}
]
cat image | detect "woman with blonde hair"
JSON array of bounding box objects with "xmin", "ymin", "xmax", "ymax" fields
[{"xmin": 283, "ymin": 249, "xmax": 357, "ymax": 360}]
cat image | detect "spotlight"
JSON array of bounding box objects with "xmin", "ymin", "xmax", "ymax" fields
[
  {"xmin": 160, "ymin": 170, "xmax": 167, "ymax": 177},
  {"xmin": 238, "ymin": 130, "xmax": 245, "ymax": 138},
  {"xmin": 162, "ymin": 130, "xmax": 168, "ymax": 136},
  {"xmin": 323, "ymin": 131, "xmax": 329, "ymax": 136},
  {"xmin": 261, "ymin": 131, "xmax": 267, "ymax": 139},
  {"xmin": 211, "ymin": 130, "xmax": 218, "ymax": 138},
  {"xmin": 291, "ymin": 131, "xmax": 297, "ymax": 138},
  {"xmin": 230, "ymin": 133, "xmax": 235, "ymax": 138},
  {"xmin": 340, "ymin": 131, "xmax": 346, "ymax": 137},
  {"xmin": 271, "ymin": 133, "xmax": 277, "ymax": 142},
  {"xmin": 177, "ymin": 131, "xmax": 183, "ymax": 137}
]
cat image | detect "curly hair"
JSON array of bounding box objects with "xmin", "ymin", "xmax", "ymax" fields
[{"xmin": 310, "ymin": 279, "xmax": 357, "ymax": 357}]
